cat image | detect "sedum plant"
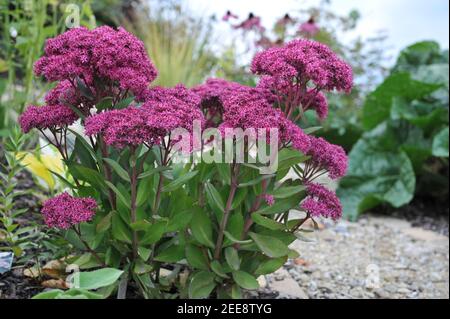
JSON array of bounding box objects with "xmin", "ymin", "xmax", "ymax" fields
[{"xmin": 19, "ymin": 26, "xmax": 352, "ymax": 299}]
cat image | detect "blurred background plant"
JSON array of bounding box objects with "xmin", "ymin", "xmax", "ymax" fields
[
  {"xmin": 122, "ymin": 0, "xmax": 217, "ymax": 87},
  {"xmin": 337, "ymin": 41, "xmax": 449, "ymax": 219},
  {"xmin": 0, "ymin": 128, "xmax": 38, "ymax": 260}
]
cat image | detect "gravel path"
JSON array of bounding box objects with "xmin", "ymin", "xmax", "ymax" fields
[{"xmin": 256, "ymin": 214, "xmax": 449, "ymax": 299}]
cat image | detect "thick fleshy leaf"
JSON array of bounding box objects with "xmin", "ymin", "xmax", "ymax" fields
[
  {"xmin": 249, "ymin": 232, "xmax": 289, "ymax": 258},
  {"xmin": 190, "ymin": 208, "xmax": 215, "ymax": 248},
  {"xmin": 154, "ymin": 244, "xmax": 185, "ymax": 263},
  {"xmin": 188, "ymin": 271, "xmax": 216, "ymax": 299},
  {"xmin": 224, "ymin": 247, "xmax": 240, "ymax": 271},
  {"xmin": 232, "ymin": 271, "xmax": 259, "ymax": 290},
  {"xmin": 185, "ymin": 244, "xmax": 209, "ymax": 270},
  {"xmin": 162, "ymin": 170, "xmax": 198, "ymax": 192},
  {"xmin": 74, "ymin": 268, "xmax": 123, "ymax": 290},
  {"xmin": 255, "ymin": 257, "xmax": 287, "ymax": 275}
]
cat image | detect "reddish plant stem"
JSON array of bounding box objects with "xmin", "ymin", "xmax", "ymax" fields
[
  {"xmin": 73, "ymin": 225, "xmax": 106, "ymax": 267},
  {"xmin": 129, "ymin": 147, "xmax": 139, "ymax": 259},
  {"xmin": 99, "ymin": 137, "xmax": 116, "ymax": 210},
  {"xmin": 214, "ymin": 163, "xmax": 240, "ymax": 260},
  {"xmin": 240, "ymin": 179, "xmax": 269, "ymax": 240},
  {"xmin": 152, "ymin": 142, "xmax": 170, "ymax": 216},
  {"xmin": 291, "ymin": 214, "xmax": 310, "ymax": 233}
]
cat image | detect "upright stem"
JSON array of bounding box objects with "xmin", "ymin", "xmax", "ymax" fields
[
  {"xmin": 73, "ymin": 226, "xmax": 105, "ymax": 267},
  {"xmin": 152, "ymin": 144, "xmax": 170, "ymax": 215},
  {"xmin": 130, "ymin": 147, "xmax": 139, "ymax": 259},
  {"xmin": 99, "ymin": 137, "xmax": 116, "ymax": 210},
  {"xmin": 214, "ymin": 163, "xmax": 240, "ymax": 260},
  {"xmin": 241, "ymin": 179, "xmax": 269, "ymax": 238}
]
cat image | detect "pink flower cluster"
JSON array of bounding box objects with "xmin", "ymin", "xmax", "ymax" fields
[
  {"xmin": 85, "ymin": 87, "xmax": 205, "ymax": 149},
  {"xmin": 264, "ymin": 194, "xmax": 275, "ymax": 206},
  {"xmin": 85, "ymin": 107, "xmax": 160, "ymax": 148},
  {"xmin": 34, "ymin": 26, "xmax": 157, "ymax": 101},
  {"xmin": 301, "ymin": 183, "xmax": 342, "ymax": 220},
  {"xmin": 251, "ymin": 39, "xmax": 353, "ymax": 93},
  {"xmin": 193, "ymin": 78, "xmax": 273, "ymax": 128},
  {"xmin": 19, "ymin": 104, "xmax": 78, "ymax": 133},
  {"xmin": 304, "ymin": 136, "xmax": 348, "ymax": 179},
  {"xmin": 41, "ymin": 192, "xmax": 97, "ymax": 229},
  {"xmin": 143, "ymin": 84, "xmax": 201, "ymax": 108}
]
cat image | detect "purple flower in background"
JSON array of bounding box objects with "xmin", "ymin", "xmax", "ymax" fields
[
  {"xmin": 234, "ymin": 13, "xmax": 265, "ymax": 32},
  {"xmin": 301, "ymin": 183, "xmax": 342, "ymax": 220},
  {"xmin": 299, "ymin": 17, "xmax": 320, "ymax": 37},
  {"xmin": 41, "ymin": 192, "xmax": 97, "ymax": 229},
  {"xmin": 19, "ymin": 104, "xmax": 78, "ymax": 133},
  {"xmin": 222, "ymin": 10, "xmax": 238, "ymax": 22},
  {"xmin": 275, "ymin": 14, "xmax": 295, "ymax": 28}
]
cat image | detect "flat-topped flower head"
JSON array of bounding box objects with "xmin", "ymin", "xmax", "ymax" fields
[
  {"xmin": 19, "ymin": 104, "xmax": 78, "ymax": 133},
  {"xmin": 219, "ymin": 87, "xmax": 310, "ymax": 149},
  {"xmin": 220, "ymin": 88, "xmax": 281, "ymax": 134},
  {"xmin": 41, "ymin": 192, "xmax": 97, "ymax": 229},
  {"xmin": 192, "ymin": 79, "xmax": 272, "ymax": 128},
  {"xmin": 34, "ymin": 26, "xmax": 158, "ymax": 101},
  {"xmin": 251, "ymin": 39, "xmax": 353, "ymax": 93},
  {"xmin": 193, "ymin": 78, "xmax": 248, "ymax": 108},
  {"xmin": 143, "ymin": 84, "xmax": 201, "ymax": 108},
  {"xmin": 304, "ymin": 136, "xmax": 348, "ymax": 179},
  {"xmin": 301, "ymin": 183, "xmax": 342, "ymax": 220},
  {"xmin": 85, "ymin": 107, "xmax": 159, "ymax": 148}
]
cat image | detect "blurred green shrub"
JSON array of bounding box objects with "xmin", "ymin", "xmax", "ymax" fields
[
  {"xmin": 338, "ymin": 41, "xmax": 449, "ymax": 220},
  {"xmin": 123, "ymin": 0, "xmax": 217, "ymax": 87},
  {"xmin": 0, "ymin": 127, "xmax": 37, "ymax": 258},
  {"xmin": 0, "ymin": 0, "xmax": 96, "ymax": 133}
]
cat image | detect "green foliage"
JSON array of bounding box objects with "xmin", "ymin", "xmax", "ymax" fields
[
  {"xmin": 32, "ymin": 267, "xmax": 123, "ymax": 299},
  {"xmin": 0, "ymin": 128, "xmax": 37, "ymax": 257},
  {"xmin": 0, "ymin": 0, "xmax": 97, "ymax": 131},
  {"xmin": 338, "ymin": 41, "xmax": 449, "ymax": 219}
]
